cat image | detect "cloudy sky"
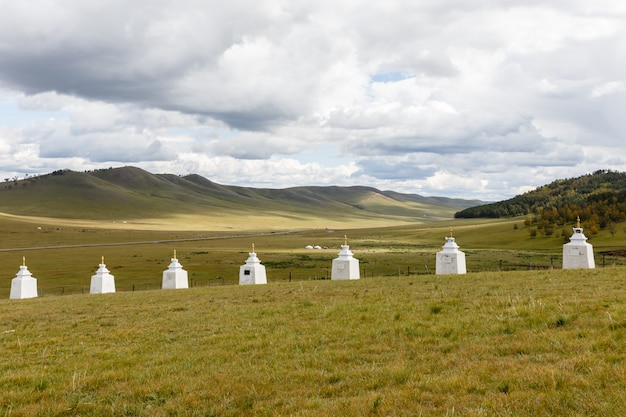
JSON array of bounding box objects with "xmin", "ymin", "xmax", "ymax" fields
[{"xmin": 0, "ymin": 1, "xmax": 625, "ymax": 200}]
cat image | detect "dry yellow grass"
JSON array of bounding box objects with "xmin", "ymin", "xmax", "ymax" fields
[{"xmin": 0, "ymin": 210, "xmax": 425, "ymax": 232}]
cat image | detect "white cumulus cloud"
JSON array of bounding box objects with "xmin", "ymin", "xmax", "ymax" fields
[{"xmin": 0, "ymin": 0, "xmax": 624, "ymax": 200}]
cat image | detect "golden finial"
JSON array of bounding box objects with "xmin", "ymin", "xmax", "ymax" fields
[
  {"xmin": 101, "ymin": 256, "xmax": 105, "ymax": 264},
  {"xmin": 174, "ymin": 249, "xmax": 177, "ymax": 259},
  {"xmin": 22, "ymin": 256, "xmax": 25, "ymax": 267},
  {"xmin": 344, "ymin": 235, "xmax": 348, "ymax": 246},
  {"xmin": 576, "ymin": 216, "xmax": 581, "ymax": 228},
  {"xmin": 252, "ymin": 243, "xmax": 255, "ymax": 253},
  {"xmin": 449, "ymin": 226, "xmax": 453, "ymax": 238}
]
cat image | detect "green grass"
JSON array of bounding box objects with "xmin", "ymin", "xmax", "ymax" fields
[
  {"xmin": 1, "ymin": 216, "xmax": 626, "ymax": 296},
  {"xmin": 1, "ymin": 213, "xmax": 626, "ymax": 414},
  {"xmin": 1, "ymin": 268, "xmax": 626, "ymax": 416},
  {"xmin": 3, "ymin": 171, "xmax": 626, "ymax": 414}
]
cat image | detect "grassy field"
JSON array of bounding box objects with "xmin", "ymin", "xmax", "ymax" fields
[
  {"xmin": 1, "ymin": 213, "xmax": 626, "ymax": 415},
  {"xmin": 1, "ymin": 214, "xmax": 626, "ymax": 296},
  {"xmin": 1, "ymin": 267, "xmax": 626, "ymax": 416},
  {"xmin": 2, "ymin": 169, "xmax": 626, "ymax": 414}
]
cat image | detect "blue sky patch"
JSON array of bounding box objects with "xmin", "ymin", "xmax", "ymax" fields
[{"xmin": 370, "ymin": 71, "xmax": 414, "ymax": 83}]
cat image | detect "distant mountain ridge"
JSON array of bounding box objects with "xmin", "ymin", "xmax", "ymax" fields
[{"xmin": 0, "ymin": 166, "xmax": 483, "ymax": 224}]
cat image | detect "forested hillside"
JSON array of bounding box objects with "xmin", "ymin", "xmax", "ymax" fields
[{"xmin": 455, "ymin": 170, "xmax": 626, "ymax": 236}]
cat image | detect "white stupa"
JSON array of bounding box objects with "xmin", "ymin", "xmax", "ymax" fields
[
  {"xmin": 239, "ymin": 244, "xmax": 267, "ymax": 285},
  {"xmin": 562, "ymin": 217, "xmax": 595, "ymax": 269},
  {"xmin": 436, "ymin": 228, "xmax": 467, "ymax": 275},
  {"xmin": 331, "ymin": 236, "xmax": 360, "ymax": 280},
  {"xmin": 10, "ymin": 257, "xmax": 38, "ymax": 299},
  {"xmin": 90, "ymin": 256, "xmax": 116, "ymax": 294},
  {"xmin": 162, "ymin": 250, "xmax": 189, "ymax": 289}
]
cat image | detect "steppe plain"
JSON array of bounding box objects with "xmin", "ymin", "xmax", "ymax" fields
[{"xmin": 1, "ymin": 170, "xmax": 625, "ymax": 416}]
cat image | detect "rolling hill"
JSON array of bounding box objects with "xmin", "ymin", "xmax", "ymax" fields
[
  {"xmin": 454, "ymin": 169, "xmax": 626, "ymax": 237},
  {"xmin": 0, "ymin": 166, "xmax": 483, "ymax": 229},
  {"xmin": 455, "ymin": 170, "xmax": 626, "ymax": 220}
]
